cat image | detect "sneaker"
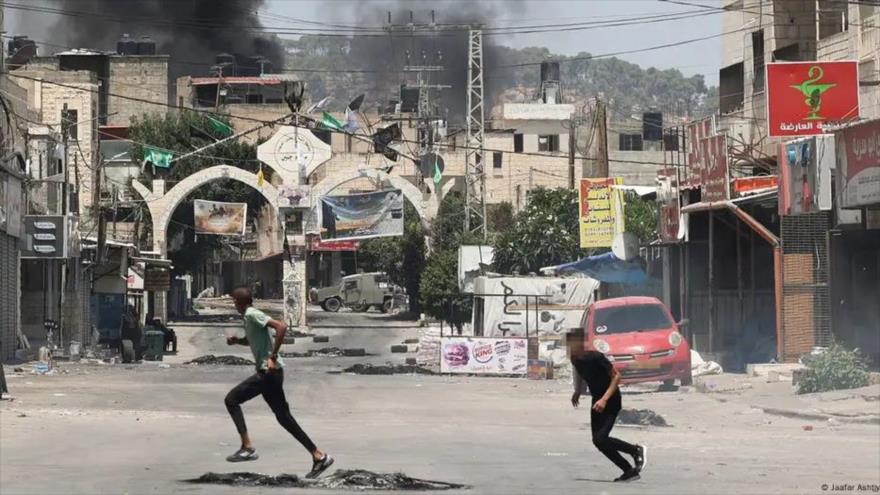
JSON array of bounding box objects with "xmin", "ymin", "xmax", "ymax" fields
[
  {"xmin": 614, "ymin": 469, "xmax": 641, "ymax": 483},
  {"xmin": 226, "ymin": 447, "xmax": 259, "ymax": 463},
  {"xmin": 634, "ymin": 444, "xmax": 647, "ymax": 472},
  {"xmin": 306, "ymin": 454, "xmax": 334, "ymax": 479}
]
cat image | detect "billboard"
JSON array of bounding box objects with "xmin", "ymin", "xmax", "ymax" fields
[
  {"xmin": 440, "ymin": 337, "xmax": 528, "ymax": 375},
  {"xmin": 278, "ymin": 185, "xmax": 311, "ymax": 211},
  {"xmin": 319, "ymin": 189, "xmax": 404, "ymax": 241},
  {"xmin": 835, "ymin": 119, "xmax": 880, "ymax": 208},
  {"xmin": 578, "ymin": 178, "xmax": 624, "ymax": 248},
  {"xmin": 685, "ymin": 116, "xmax": 715, "ymax": 187},
  {"xmin": 767, "ymin": 61, "xmax": 860, "ymax": 138},
  {"xmin": 308, "ymin": 237, "xmax": 359, "ymax": 252},
  {"xmin": 702, "ymin": 134, "xmax": 730, "ymax": 202},
  {"xmin": 193, "ymin": 199, "xmax": 247, "ymax": 236}
]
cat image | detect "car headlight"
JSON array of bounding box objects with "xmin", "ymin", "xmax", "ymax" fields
[
  {"xmin": 669, "ymin": 331, "xmax": 683, "ymax": 347},
  {"xmin": 593, "ymin": 339, "xmax": 611, "ymax": 354}
]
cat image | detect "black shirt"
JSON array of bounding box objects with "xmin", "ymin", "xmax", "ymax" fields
[{"xmin": 572, "ymin": 351, "xmax": 621, "ymax": 405}]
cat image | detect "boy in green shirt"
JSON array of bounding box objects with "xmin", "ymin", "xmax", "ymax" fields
[{"xmin": 224, "ymin": 287, "xmax": 334, "ymax": 479}]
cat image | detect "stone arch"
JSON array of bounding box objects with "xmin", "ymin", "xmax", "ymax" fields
[{"xmin": 132, "ymin": 165, "xmax": 280, "ymax": 255}]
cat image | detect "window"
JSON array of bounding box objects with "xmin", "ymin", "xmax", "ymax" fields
[
  {"xmin": 819, "ymin": 0, "xmax": 849, "ymax": 39},
  {"xmin": 663, "ymin": 133, "xmax": 680, "ymax": 152},
  {"xmin": 513, "ymin": 133, "xmax": 523, "ymax": 153},
  {"xmin": 752, "ymin": 30, "xmax": 765, "ymax": 93},
  {"xmin": 619, "ymin": 133, "xmax": 643, "ymax": 151},
  {"xmin": 538, "ymin": 134, "xmax": 559, "ymax": 152},
  {"xmin": 773, "ymin": 44, "xmax": 800, "ymax": 62},
  {"xmin": 61, "ymin": 108, "xmax": 78, "ymax": 140},
  {"xmin": 592, "ymin": 304, "xmax": 673, "ymax": 334},
  {"xmin": 493, "ymin": 152, "xmax": 503, "ymax": 169},
  {"xmin": 719, "ymin": 62, "xmax": 745, "ymax": 114}
]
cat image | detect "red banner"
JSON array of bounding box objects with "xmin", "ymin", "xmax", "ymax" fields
[
  {"xmin": 308, "ymin": 236, "xmax": 359, "ymax": 251},
  {"xmin": 836, "ymin": 119, "xmax": 880, "ymax": 208},
  {"xmin": 702, "ymin": 134, "xmax": 729, "ymax": 202},
  {"xmin": 686, "ymin": 117, "xmax": 715, "ymax": 187},
  {"xmin": 657, "ymin": 168, "xmax": 680, "ymax": 243},
  {"xmin": 767, "ymin": 61, "xmax": 860, "ymax": 138}
]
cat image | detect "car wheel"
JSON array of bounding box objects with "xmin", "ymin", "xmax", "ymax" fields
[
  {"xmin": 121, "ymin": 340, "xmax": 135, "ymax": 363},
  {"xmin": 680, "ymin": 373, "xmax": 693, "ymax": 386},
  {"xmin": 351, "ymin": 304, "xmax": 369, "ymax": 313},
  {"xmin": 382, "ymin": 299, "xmax": 394, "ymax": 313},
  {"xmin": 324, "ymin": 298, "xmax": 342, "ymax": 313}
]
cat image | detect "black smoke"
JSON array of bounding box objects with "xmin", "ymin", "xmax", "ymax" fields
[
  {"xmin": 45, "ymin": 0, "xmax": 283, "ymax": 80},
  {"xmin": 340, "ymin": 0, "xmax": 526, "ymax": 125}
]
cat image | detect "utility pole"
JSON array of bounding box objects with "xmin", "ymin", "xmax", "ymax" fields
[
  {"xmin": 465, "ymin": 28, "xmax": 487, "ymax": 239},
  {"xmin": 568, "ymin": 122, "xmax": 576, "ymax": 189},
  {"xmin": 595, "ymin": 100, "xmax": 609, "ymax": 178},
  {"xmin": 58, "ymin": 103, "xmax": 71, "ymax": 351}
]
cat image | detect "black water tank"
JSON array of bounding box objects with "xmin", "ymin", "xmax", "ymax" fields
[
  {"xmin": 540, "ymin": 61, "xmax": 560, "ymax": 83},
  {"xmin": 136, "ymin": 36, "xmax": 156, "ymax": 55},
  {"xmin": 117, "ymin": 34, "xmax": 137, "ymax": 55},
  {"xmin": 643, "ymin": 112, "xmax": 663, "ymax": 141}
]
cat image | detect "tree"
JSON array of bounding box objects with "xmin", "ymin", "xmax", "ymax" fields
[
  {"xmin": 358, "ymin": 200, "xmax": 425, "ymax": 314},
  {"xmin": 623, "ymin": 191, "xmax": 659, "ymax": 246}
]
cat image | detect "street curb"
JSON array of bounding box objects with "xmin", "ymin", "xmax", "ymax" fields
[{"xmin": 753, "ymin": 405, "xmax": 880, "ymax": 425}]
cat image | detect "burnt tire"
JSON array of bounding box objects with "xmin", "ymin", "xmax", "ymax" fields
[
  {"xmin": 121, "ymin": 340, "xmax": 135, "ymax": 364},
  {"xmin": 324, "ymin": 298, "xmax": 342, "ymax": 313},
  {"xmin": 680, "ymin": 373, "xmax": 694, "ymax": 386}
]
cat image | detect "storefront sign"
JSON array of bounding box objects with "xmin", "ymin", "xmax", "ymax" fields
[
  {"xmin": 657, "ymin": 169, "xmax": 680, "ymax": 243},
  {"xmin": 440, "ymin": 337, "xmax": 528, "ymax": 375},
  {"xmin": 702, "ymin": 134, "xmax": 730, "ymax": 202},
  {"xmin": 143, "ymin": 267, "xmax": 170, "ymax": 292},
  {"xmin": 578, "ymin": 178, "xmax": 624, "ymax": 248},
  {"xmin": 685, "ymin": 117, "xmax": 715, "ymax": 187},
  {"xmin": 21, "ymin": 215, "xmax": 68, "ymax": 258},
  {"xmin": 193, "ymin": 199, "xmax": 247, "ymax": 236},
  {"xmin": 836, "ymin": 119, "xmax": 880, "ymax": 208},
  {"xmin": 319, "ymin": 189, "xmax": 404, "ymax": 241},
  {"xmin": 733, "ymin": 176, "xmax": 778, "ymax": 196},
  {"xmin": 767, "ymin": 61, "xmax": 860, "ymax": 138},
  {"xmin": 308, "ymin": 237, "xmax": 359, "ymax": 252}
]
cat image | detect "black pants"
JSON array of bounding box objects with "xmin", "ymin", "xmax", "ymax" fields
[
  {"xmin": 591, "ymin": 399, "xmax": 639, "ymax": 473},
  {"xmin": 225, "ymin": 368, "xmax": 317, "ymax": 454}
]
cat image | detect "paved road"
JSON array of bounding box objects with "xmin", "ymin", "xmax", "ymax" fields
[{"xmin": 2, "ymin": 316, "xmax": 878, "ymax": 495}]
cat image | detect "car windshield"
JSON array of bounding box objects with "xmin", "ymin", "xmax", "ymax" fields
[{"xmin": 592, "ymin": 304, "xmax": 672, "ymax": 334}]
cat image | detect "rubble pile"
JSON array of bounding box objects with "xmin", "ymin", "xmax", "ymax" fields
[
  {"xmin": 617, "ymin": 408, "xmax": 670, "ymax": 427},
  {"xmin": 343, "ymin": 363, "xmax": 434, "ymax": 375},
  {"xmin": 282, "ymin": 347, "xmax": 368, "ymax": 358},
  {"xmin": 186, "ymin": 355, "xmax": 255, "ymax": 366},
  {"xmin": 187, "ymin": 470, "xmax": 467, "ymax": 490}
]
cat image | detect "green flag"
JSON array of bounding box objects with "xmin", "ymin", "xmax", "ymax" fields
[
  {"xmin": 207, "ymin": 116, "xmax": 233, "ymax": 137},
  {"xmin": 144, "ymin": 147, "xmax": 172, "ymax": 169},
  {"xmin": 433, "ymin": 157, "xmax": 442, "ymax": 185},
  {"xmin": 320, "ymin": 111, "xmax": 345, "ymax": 132}
]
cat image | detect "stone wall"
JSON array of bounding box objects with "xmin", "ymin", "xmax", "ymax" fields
[{"xmin": 107, "ymin": 56, "xmax": 170, "ymax": 126}]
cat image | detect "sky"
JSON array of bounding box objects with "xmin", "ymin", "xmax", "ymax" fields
[
  {"xmin": 3, "ymin": 0, "xmax": 723, "ymax": 85},
  {"xmin": 264, "ymin": 0, "xmax": 723, "ymax": 85}
]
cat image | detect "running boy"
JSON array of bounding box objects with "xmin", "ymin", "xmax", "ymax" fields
[
  {"xmin": 568, "ymin": 330, "xmax": 646, "ymax": 482},
  {"xmin": 224, "ymin": 287, "xmax": 334, "ymax": 479}
]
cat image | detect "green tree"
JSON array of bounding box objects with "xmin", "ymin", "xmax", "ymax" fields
[{"xmin": 623, "ymin": 191, "xmax": 659, "ymax": 245}]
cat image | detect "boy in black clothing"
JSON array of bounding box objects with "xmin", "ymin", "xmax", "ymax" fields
[{"xmin": 568, "ymin": 331, "xmax": 646, "ymax": 482}]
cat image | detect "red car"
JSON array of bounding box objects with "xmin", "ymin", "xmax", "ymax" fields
[{"xmin": 581, "ymin": 296, "xmax": 693, "ymax": 386}]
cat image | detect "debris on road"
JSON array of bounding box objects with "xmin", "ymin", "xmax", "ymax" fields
[
  {"xmin": 186, "ymin": 470, "xmax": 467, "ymax": 490},
  {"xmin": 186, "ymin": 355, "xmax": 255, "ymax": 366},
  {"xmin": 617, "ymin": 408, "xmax": 670, "ymax": 427},
  {"xmin": 343, "ymin": 363, "xmax": 434, "ymax": 375},
  {"xmin": 282, "ymin": 348, "xmax": 368, "ymax": 358},
  {"xmin": 313, "ymin": 335, "xmax": 331, "ymax": 343}
]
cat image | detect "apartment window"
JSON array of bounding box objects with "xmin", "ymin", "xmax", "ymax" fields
[
  {"xmin": 819, "ymin": 0, "xmax": 849, "ymax": 39},
  {"xmin": 619, "ymin": 133, "xmax": 643, "ymax": 151},
  {"xmin": 773, "ymin": 44, "xmax": 801, "ymax": 62},
  {"xmin": 752, "ymin": 30, "xmax": 765, "ymax": 93},
  {"xmin": 61, "ymin": 108, "xmax": 78, "ymax": 140},
  {"xmin": 719, "ymin": 62, "xmax": 745, "ymax": 114},
  {"xmin": 513, "ymin": 133, "xmax": 523, "ymax": 153},
  {"xmin": 663, "ymin": 132, "xmax": 680, "ymax": 152},
  {"xmin": 538, "ymin": 134, "xmax": 559, "ymax": 152},
  {"xmin": 493, "ymin": 152, "xmax": 503, "ymax": 170}
]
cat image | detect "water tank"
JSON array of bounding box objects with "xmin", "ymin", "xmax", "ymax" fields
[
  {"xmin": 136, "ymin": 36, "xmax": 156, "ymax": 55},
  {"xmin": 116, "ymin": 34, "xmax": 137, "ymax": 55},
  {"xmin": 540, "ymin": 61, "xmax": 560, "ymax": 83}
]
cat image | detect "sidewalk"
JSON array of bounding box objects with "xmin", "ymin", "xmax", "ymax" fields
[{"xmin": 749, "ymin": 383, "xmax": 880, "ymax": 424}]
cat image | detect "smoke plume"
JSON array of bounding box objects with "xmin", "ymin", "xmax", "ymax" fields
[{"xmin": 44, "ymin": 0, "xmax": 283, "ymax": 81}]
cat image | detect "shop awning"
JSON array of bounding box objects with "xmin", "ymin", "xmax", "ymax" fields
[{"xmin": 547, "ymin": 252, "xmax": 648, "ymax": 284}]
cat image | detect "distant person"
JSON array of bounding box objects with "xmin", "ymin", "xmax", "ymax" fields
[
  {"xmin": 568, "ymin": 330, "xmax": 646, "ymax": 482},
  {"xmin": 224, "ymin": 287, "xmax": 334, "ymax": 478}
]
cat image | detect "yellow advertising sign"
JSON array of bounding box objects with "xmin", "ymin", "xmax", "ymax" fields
[{"xmin": 578, "ymin": 178, "xmax": 624, "ymax": 248}]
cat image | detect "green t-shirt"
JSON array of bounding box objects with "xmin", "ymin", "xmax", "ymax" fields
[{"xmin": 243, "ymin": 307, "xmax": 284, "ymax": 371}]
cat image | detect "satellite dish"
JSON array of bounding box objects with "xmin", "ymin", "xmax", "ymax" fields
[{"xmin": 612, "ymin": 232, "xmax": 639, "ymax": 261}]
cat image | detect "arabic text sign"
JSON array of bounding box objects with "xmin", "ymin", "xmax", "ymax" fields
[
  {"xmin": 686, "ymin": 117, "xmax": 714, "ymax": 187},
  {"xmin": 837, "ymin": 119, "xmax": 880, "ymax": 208},
  {"xmin": 440, "ymin": 337, "xmax": 528, "ymax": 375},
  {"xmin": 193, "ymin": 199, "xmax": 247, "ymax": 236},
  {"xmin": 702, "ymin": 134, "xmax": 729, "ymax": 202},
  {"xmin": 319, "ymin": 189, "xmax": 404, "ymax": 241},
  {"xmin": 578, "ymin": 178, "xmax": 623, "ymax": 248},
  {"xmin": 657, "ymin": 168, "xmax": 680, "ymax": 243},
  {"xmin": 767, "ymin": 61, "xmax": 860, "ymax": 138}
]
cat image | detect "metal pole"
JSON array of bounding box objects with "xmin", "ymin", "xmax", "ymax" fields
[
  {"xmin": 708, "ymin": 211, "xmax": 714, "ymax": 355},
  {"xmin": 737, "ymin": 216, "xmax": 743, "ymax": 332},
  {"xmin": 568, "ymin": 121, "xmax": 576, "ymax": 189},
  {"xmin": 596, "ymin": 100, "xmax": 609, "ymax": 177}
]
